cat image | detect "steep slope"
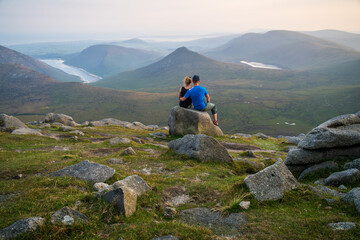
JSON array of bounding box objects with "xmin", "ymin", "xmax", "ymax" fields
[
  {"xmin": 65, "ymin": 44, "xmax": 162, "ymax": 77},
  {"xmin": 205, "ymin": 30, "xmax": 360, "ymax": 69},
  {"xmin": 304, "ymin": 30, "xmax": 360, "ymax": 51},
  {"xmin": 92, "ymin": 47, "xmax": 290, "ymax": 91},
  {"xmin": 0, "ymin": 45, "xmax": 81, "ymax": 82}
]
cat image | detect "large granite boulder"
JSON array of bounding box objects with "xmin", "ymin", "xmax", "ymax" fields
[
  {"xmin": 285, "ymin": 112, "xmax": 360, "ymax": 174},
  {"xmin": 103, "ymin": 187, "xmax": 137, "ymax": 217},
  {"xmin": 298, "ymin": 161, "xmax": 338, "ymax": 180},
  {"xmin": 324, "ymin": 169, "xmax": 360, "ymax": 186},
  {"xmin": 244, "ymin": 159, "xmax": 299, "ymax": 201},
  {"xmin": 168, "ymin": 106, "xmax": 223, "ymax": 137},
  {"xmin": 168, "ymin": 134, "xmax": 232, "ymax": 162},
  {"xmin": 342, "ymin": 187, "xmax": 360, "ymax": 213},
  {"xmin": 0, "ymin": 114, "xmax": 28, "ymax": 132},
  {"xmin": 0, "ymin": 217, "xmax": 44, "ymax": 240},
  {"xmin": 44, "ymin": 113, "xmax": 79, "ymax": 126},
  {"xmin": 298, "ymin": 113, "xmax": 360, "ymax": 150},
  {"xmin": 49, "ymin": 160, "xmax": 115, "ymax": 183}
]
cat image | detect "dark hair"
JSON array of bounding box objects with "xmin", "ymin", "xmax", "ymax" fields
[{"xmin": 192, "ymin": 75, "xmax": 200, "ymax": 83}]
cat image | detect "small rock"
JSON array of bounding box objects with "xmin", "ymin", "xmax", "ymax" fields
[
  {"xmin": 121, "ymin": 147, "xmax": 136, "ymax": 155},
  {"xmin": 131, "ymin": 137, "xmax": 145, "ymax": 144},
  {"xmin": 60, "ymin": 126, "xmax": 76, "ymax": 132},
  {"xmin": 103, "ymin": 187, "xmax": 137, "ymax": 217},
  {"xmin": 44, "ymin": 113, "xmax": 79, "ymax": 127},
  {"xmin": 39, "ymin": 123, "xmax": 51, "ymax": 128},
  {"xmin": 327, "ymin": 222, "xmax": 356, "ymax": 230},
  {"xmin": 93, "ymin": 182, "xmax": 111, "ymax": 192},
  {"xmin": 254, "ymin": 132, "xmax": 269, "ymax": 139},
  {"xmin": 0, "ymin": 217, "xmax": 45, "ymax": 240},
  {"xmin": 107, "ymin": 158, "xmax": 124, "ymax": 165},
  {"xmin": 338, "ymin": 185, "xmax": 347, "ymax": 190},
  {"xmin": 51, "ymin": 206, "xmax": 89, "ymax": 225},
  {"xmin": 239, "ymin": 201, "xmax": 250, "ymax": 210},
  {"xmin": 13, "ymin": 174, "xmax": 24, "ymax": 179},
  {"xmin": 342, "ymin": 187, "xmax": 360, "ymax": 213},
  {"xmin": 70, "ymin": 130, "xmax": 85, "ymax": 136},
  {"xmin": 164, "ymin": 206, "xmax": 177, "ymax": 219},
  {"xmin": 230, "ymin": 135, "xmax": 240, "ymax": 139},
  {"xmin": 247, "ymin": 150, "xmax": 256, "ymax": 158},
  {"xmin": 112, "ymin": 175, "xmax": 151, "ymax": 197},
  {"xmin": 149, "ymin": 132, "xmax": 167, "ymax": 139},
  {"xmin": 109, "ymin": 137, "xmax": 131, "ymax": 145},
  {"xmin": 234, "ymin": 133, "xmax": 252, "ymax": 138},
  {"xmin": 324, "ymin": 168, "xmax": 360, "ymax": 186},
  {"xmin": 344, "ymin": 158, "xmax": 360, "ymax": 170},
  {"xmin": 11, "ymin": 128, "xmax": 43, "ymax": 136},
  {"xmin": 72, "ymin": 136, "xmax": 78, "ymax": 141},
  {"xmin": 143, "ymin": 149, "xmax": 155, "ymax": 154}
]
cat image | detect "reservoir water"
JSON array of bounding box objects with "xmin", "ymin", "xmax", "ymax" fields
[
  {"xmin": 40, "ymin": 59, "xmax": 102, "ymax": 83},
  {"xmin": 240, "ymin": 61, "xmax": 282, "ymax": 70}
]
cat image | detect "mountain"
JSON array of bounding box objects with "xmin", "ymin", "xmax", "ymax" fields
[
  {"xmin": 120, "ymin": 38, "xmax": 148, "ymax": 44},
  {"xmin": 205, "ymin": 30, "xmax": 360, "ymax": 69},
  {"xmin": 304, "ymin": 30, "xmax": 360, "ymax": 51},
  {"xmin": 65, "ymin": 44, "xmax": 162, "ymax": 77},
  {"xmin": 0, "ymin": 45, "xmax": 81, "ymax": 82},
  {"xmin": 92, "ymin": 47, "xmax": 291, "ymax": 91}
]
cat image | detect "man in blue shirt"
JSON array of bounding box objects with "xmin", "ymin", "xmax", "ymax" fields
[{"xmin": 179, "ymin": 75, "xmax": 218, "ymax": 126}]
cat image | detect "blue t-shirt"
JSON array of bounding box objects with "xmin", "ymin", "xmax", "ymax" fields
[{"xmin": 184, "ymin": 85, "xmax": 208, "ymax": 110}]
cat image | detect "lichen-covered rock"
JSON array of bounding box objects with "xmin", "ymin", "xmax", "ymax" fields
[
  {"xmin": 121, "ymin": 147, "xmax": 136, "ymax": 155},
  {"xmin": 51, "ymin": 206, "xmax": 89, "ymax": 225},
  {"xmin": 0, "ymin": 114, "xmax": 28, "ymax": 132},
  {"xmin": 49, "ymin": 160, "xmax": 115, "ymax": 183},
  {"xmin": 344, "ymin": 158, "xmax": 360, "ymax": 170},
  {"xmin": 112, "ymin": 175, "xmax": 151, "ymax": 197},
  {"xmin": 168, "ymin": 106, "xmax": 223, "ymax": 137},
  {"xmin": 168, "ymin": 134, "xmax": 232, "ymax": 162},
  {"xmin": 11, "ymin": 128, "xmax": 43, "ymax": 136},
  {"xmin": 44, "ymin": 113, "xmax": 79, "ymax": 126},
  {"xmin": 0, "ymin": 217, "xmax": 44, "ymax": 240},
  {"xmin": 327, "ymin": 222, "xmax": 356, "ymax": 230},
  {"xmin": 298, "ymin": 161, "xmax": 338, "ymax": 180},
  {"xmin": 103, "ymin": 187, "xmax": 137, "ymax": 217},
  {"xmin": 324, "ymin": 169, "xmax": 360, "ymax": 186},
  {"xmin": 244, "ymin": 159, "xmax": 299, "ymax": 201}
]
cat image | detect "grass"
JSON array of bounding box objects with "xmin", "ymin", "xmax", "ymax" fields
[{"xmin": 0, "ymin": 125, "xmax": 359, "ymax": 239}]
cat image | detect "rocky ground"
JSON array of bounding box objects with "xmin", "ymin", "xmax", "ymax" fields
[{"xmin": 0, "ymin": 113, "xmax": 359, "ymax": 240}]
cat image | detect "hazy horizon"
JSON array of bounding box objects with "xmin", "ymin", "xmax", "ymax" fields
[{"xmin": 1, "ymin": 0, "xmax": 360, "ymax": 45}]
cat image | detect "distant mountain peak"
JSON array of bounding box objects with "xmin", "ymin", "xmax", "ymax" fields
[{"xmin": 121, "ymin": 38, "xmax": 147, "ymax": 44}]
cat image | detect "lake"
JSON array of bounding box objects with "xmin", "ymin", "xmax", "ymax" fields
[
  {"xmin": 240, "ymin": 61, "xmax": 282, "ymax": 70},
  {"xmin": 40, "ymin": 59, "xmax": 102, "ymax": 83}
]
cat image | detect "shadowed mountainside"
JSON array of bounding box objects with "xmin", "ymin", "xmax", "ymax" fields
[
  {"xmin": 0, "ymin": 45, "xmax": 81, "ymax": 82},
  {"xmin": 65, "ymin": 44, "xmax": 162, "ymax": 77},
  {"xmin": 204, "ymin": 30, "xmax": 360, "ymax": 69}
]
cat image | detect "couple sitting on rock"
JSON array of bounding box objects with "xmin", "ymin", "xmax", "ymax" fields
[{"xmin": 178, "ymin": 75, "xmax": 219, "ymax": 126}]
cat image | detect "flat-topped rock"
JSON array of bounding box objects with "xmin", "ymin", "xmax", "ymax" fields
[
  {"xmin": 11, "ymin": 128, "xmax": 43, "ymax": 136},
  {"xmin": 0, "ymin": 114, "xmax": 28, "ymax": 132},
  {"xmin": 49, "ymin": 160, "xmax": 115, "ymax": 183},
  {"xmin": 168, "ymin": 134, "xmax": 232, "ymax": 162},
  {"xmin": 168, "ymin": 106, "xmax": 223, "ymax": 137},
  {"xmin": 51, "ymin": 206, "xmax": 89, "ymax": 225},
  {"xmin": 44, "ymin": 113, "xmax": 79, "ymax": 126}
]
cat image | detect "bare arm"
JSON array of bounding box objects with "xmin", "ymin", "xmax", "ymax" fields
[
  {"xmin": 205, "ymin": 94, "xmax": 210, "ymax": 103},
  {"xmin": 178, "ymin": 87, "xmax": 182, "ymax": 98}
]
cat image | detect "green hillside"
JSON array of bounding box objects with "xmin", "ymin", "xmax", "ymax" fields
[
  {"xmin": 205, "ymin": 30, "xmax": 360, "ymax": 69},
  {"xmin": 0, "ymin": 45, "xmax": 81, "ymax": 82},
  {"xmin": 65, "ymin": 45, "xmax": 162, "ymax": 77}
]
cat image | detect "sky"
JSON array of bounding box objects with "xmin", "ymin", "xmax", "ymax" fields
[{"xmin": 1, "ymin": 0, "xmax": 360, "ymax": 44}]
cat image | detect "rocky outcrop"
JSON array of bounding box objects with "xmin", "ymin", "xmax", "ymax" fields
[
  {"xmin": 324, "ymin": 169, "xmax": 360, "ymax": 186},
  {"xmin": 285, "ymin": 113, "xmax": 360, "ymax": 175},
  {"xmin": 51, "ymin": 206, "xmax": 89, "ymax": 225},
  {"xmin": 168, "ymin": 134, "xmax": 232, "ymax": 162},
  {"xmin": 44, "ymin": 113, "xmax": 79, "ymax": 126},
  {"xmin": 244, "ymin": 159, "xmax": 299, "ymax": 201},
  {"xmin": 0, "ymin": 114, "xmax": 28, "ymax": 132},
  {"xmin": 49, "ymin": 160, "xmax": 115, "ymax": 183},
  {"xmin": 298, "ymin": 161, "xmax": 338, "ymax": 180},
  {"xmin": 344, "ymin": 158, "xmax": 360, "ymax": 170},
  {"xmin": 168, "ymin": 106, "xmax": 223, "ymax": 137},
  {"xmin": 11, "ymin": 128, "xmax": 43, "ymax": 136},
  {"xmin": 0, "ymin": 217, "xmax": 45, "ymax": 240}
]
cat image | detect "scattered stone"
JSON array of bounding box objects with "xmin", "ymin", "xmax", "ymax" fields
[
  {"xmin": 168, "ymin": 106, "xmax": 223, "ymax": 137},
  {"xmin": 39, "ymin": 123, "xmax": 51, "ymax": 128},
  {"xmin": 106, "ymin": 158, "xmax": 124, "ymax": 165},
  {"xmin": 344, "ymin": 158, "xmax": 360, "ymax": 170},
  {"xmin": 0, "ymin": 114, "xmax": 28, "ymax": 132},
  {"xmin": 12, "ymin": 174, "xmax": 24, "ymax": 179},
  {"xmin": 89, "ymin": 118, "xmax": 130, "ymax": 127},
  {"xmin": 52, "ymin": 122, "xmax": 64, "ymax": 127},
  {"xmin": 109, "ymin": 137, "xmax": 131, "ymax": 145},
  {"xmin": 325, "ymin": 198, "xmax": 338, "ymax": 204},
  {"xmin": 103, "ymin": 187, "xmax": 137, "ymax": 217},
  {"xmin": 131, "ymin": 137, "xmax": 145, "ymax": 144},
  {"xmin": 254, "ymin": 132, "xmax": 269, "ymax": 139},
  {"xmin": 0, "ymin": 217, "xmax": 45, "ymax": 240},
  {"xmin": 239, "ymin": 201, "xmax": 251, "ymax": 210},
  {"xmin": 342, "ymin": 187, "xmax": 360, "ymax": 213},
  {"xmin": 230, "ymin": 135, "xmax": 240, "ymax": 139},
  {"xmin": 338, "ymin": 185, "xmax": 347, "ymax": 190},
  {"xmin": 51, "ymin": 206, "xmax": 89, "ymax": 225},
  {"xmin": 168, "ymin": 134, "xmax": 232, "ymax": 162},
  {"xmin": 149, "ymin": 132, "xmax": 167, "ymax": 139},
  {"xmin": 309, "ymin": 185, "xmax": 345, "ymax": 199},
  {"xmin": 178, "ymin": 207, "xmax": 247, "ymax": 236},
  {"xmin": 150, "ymin": 143, "xmax": 168, "ymax": 149},
  {"xmin": 11, "ymin": 128, "xmax": 43, "ymax": 136},
  {"xmin": 93, "ymin": 182, "xmax": 111, "ymax": 192},
  {"xmin": 160, "ymin": 126, "xmax": 169, "ymax": 131},
  {"xmin": 298, "ymin": 161, "xmax": 338, "ymax": 180},
  {"xmin": 60, "ymin": 126, "xmax": 76, "ymax": 132},
  {"xmin": 143, "ymin": 149, "xmax": 155, "ymax": 154},
  {"xmin": 234, "ymin": 133, "xmax": 252, "ymax": 138},
  {"xmin": 324, "ymin": 168, "xmax": 360, "ymax": 186},
  {"xmin": 49, "ymin": 160, "xmax": 115, "ymax": 183},
  {"xmin": 162, "ymin": 186, "xmax": 191, "ymax": 206},
  {"xmin": 112, "ymin": 175, "xmax": 151, "ymax": 197},
  {"xmin": 72, "ymin": 136, "xmax": 78, "ymax": 141},
  {"xmin": 151, "ymin": 236, "xmax": 179, "ymax": 240},
  {"xmin": 244, "ymin": 159, "xmax": 299, "ymax": 201},
  {"xmin": 247, "ymin": 150, "xmax": 256, "ymax": 158},
  {"xmin": 164, "ymin": 206, "xmax": 177, "ymax": 219},
  {"xmin": 298, "ymin": 113, "xmax": 360, "ymax": 150},
  {"xmin": 121, "ymin": 147, "xmax": 136, "ymax": 155},
  {"xmin": 147, "ymin": 125, "xmax": 160, "ymax": 130},
  {"xmin": 70, "ymin": 130, "xmax": 85, "ymax": 136},
  {"xmin": 314, "ymin": 178, "xmax": 326, "ymax": 185},
  {"xmin": 44, "ymin": 113, "xmax": 79, "ymax": 126},
  {"xmin": 327, "ymin": 222, "xmax": 356, "ymax": 230},
  {"xmin": 125, "ymin": 121, "xmax": 149, "ymax": 130}
]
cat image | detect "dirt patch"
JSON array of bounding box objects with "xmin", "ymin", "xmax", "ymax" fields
[
  {"xmin": 220, "ymin": 142, "xmax": 262, "ymax": 151},
  {"xmin": 162, "ymin": 186, "xmax": 192, "ymax": 206},
  {"xmin": 86, "ymin": 137, "xmax": 111, "ymax": 143},
  {"xmin": 86, "ymin": 148, "xmax": 120, "ymax": 157}
]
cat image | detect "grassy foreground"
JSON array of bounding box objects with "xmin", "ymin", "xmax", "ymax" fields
[{"xmin": 0, "ymin": 125, "xmax": 359, "ymax": 240}]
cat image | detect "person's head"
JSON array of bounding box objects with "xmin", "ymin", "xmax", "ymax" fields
[
  {"xmin": 184, "ymin": 76, "xmax": 192, "ymax": 86},
  {"xmin": 192, "ymin": 75, "xmax": 200, "ymax": 84}
]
